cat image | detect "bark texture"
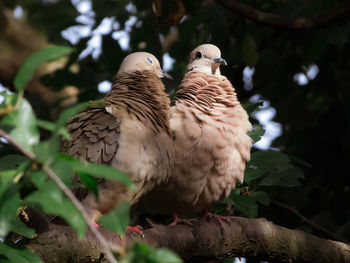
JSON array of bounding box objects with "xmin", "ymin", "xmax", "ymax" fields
[{"xmin": 25, "ymin": 213, "xmax": 350, "ymax": 263}]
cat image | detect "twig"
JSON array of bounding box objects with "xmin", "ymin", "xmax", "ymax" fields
[
  {"xmin": 0, "ymin": 129, "xmax": 119, "ymax": 263},
  {"xmin": 0, "ymin": 129, "xmax": 36, "ymax": 160},
  {"xmin": 271, "ymin": 200, "xmax": 348, "ymax": 243},
  {"xmin": 215, "ymin": 0, "xmax": 350, "ymax": 30}
]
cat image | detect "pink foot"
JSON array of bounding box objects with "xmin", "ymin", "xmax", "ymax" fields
[
  {"xmin": 126, "ymin": 225, "xmax": 144, "ymax": 238},
  {"xmin": 169, "ymin": 213, "xmax": 180, "ymax": 226},
  {"xmin": 203, "ymin": 211, "xmax": 231, "ymax": 233},
  {"xmin": 169, "ymin": 212, "xmax": 196, "ymax": 227},
  {"xmin": 93, "ymin": 221, "xmax": 100, "ymax": 228}
]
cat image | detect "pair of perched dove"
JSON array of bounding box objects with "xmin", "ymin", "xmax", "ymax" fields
[{"xmin": 62, "ymin": 44, "xmax": 252, "ymax": 225}]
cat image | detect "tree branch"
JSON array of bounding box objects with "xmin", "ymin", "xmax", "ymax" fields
[
  {"xmin": 215, "ymin": 0, "xmax": 350, "ymax": 30},
  {"xmin": 24, "ymin": 212, "xmax": 350, "ymax": 263},
  {"xmin": 0, "ymin": 129, "xmax": 119, "ymax": 263}
]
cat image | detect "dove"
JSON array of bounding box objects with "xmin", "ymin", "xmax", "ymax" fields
[
  {"xmin": 135, "ymin": 44, "xmax": 252, "ymax": 225},
  {"xmin": 62, "ymin": 52, "xmax": 174, "ymax": 223}
]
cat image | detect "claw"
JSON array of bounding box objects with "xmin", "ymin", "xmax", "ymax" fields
[
  {"xmin": 203, "ymin": 211, "xmax": 231, "ymax": 234},
  {"xmin": 126, "ymin": 225, "xmax": 144, "ymax": 238},
  {"xmin": 169, "ymin": 213, "xmax": 180, "ymax": 226},
  {"xmin": 169, "ymin": 212, "xmax": 196, "ymax": 227},
  {"xmin": 93, "ymin": 221, "xmax": 100, "ymax": 228}
]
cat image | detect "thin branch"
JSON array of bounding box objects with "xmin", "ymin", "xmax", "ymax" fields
[
  {"xmin": 0, "ymin": 129, "xmax": 36, "ymax": 160},
  {"xmin": 0, "ymin": 129, "xmax": 119, "ymax": 263},
  {"xmin": 271, "ymin": 200, "xmax": 348, "ymax": 243},
  {"xmin": 215, "ymin": 0, "xmax": 350, "ymax": 30}
]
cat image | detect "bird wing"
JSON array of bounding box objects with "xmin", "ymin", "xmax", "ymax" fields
[{"xmin": 62, "ymin": 107, "xmax": 121, "ymax": 200}]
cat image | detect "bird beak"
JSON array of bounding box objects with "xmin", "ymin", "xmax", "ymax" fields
[
  {"xmin": 212, "ymin": 57, "xmax": 227, "ymax": 66},
  {"xmin": 161, "ymin": 71, "xmax": 173, "ymax": 79}
]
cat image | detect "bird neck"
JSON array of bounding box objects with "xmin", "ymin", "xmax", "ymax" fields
[
  {"xmin": 174, "ymin": 71, "xmax": 239, "ymax": 112},
  {"xmin": 104, "ymin": 71, "xmax": 171, "ymax": 135},
  {"xmin": 186, "ymin": 64, "xmax": 222, "ymax": 76}
]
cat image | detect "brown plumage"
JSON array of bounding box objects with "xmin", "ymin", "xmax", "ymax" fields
[
  {"xmin": 62, "ymin": 52, "xmax": 174, "ymax": 220},
  {"xmin": 135, "ymin": 44, "xmax": 252, "ymax": 217}
]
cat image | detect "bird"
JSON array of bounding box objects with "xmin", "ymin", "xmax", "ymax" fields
[
  {"xmin": 62, "ymin": 52, "xmax": 174, "ymax": 224},
  {"xmin": 134, "ymin": 44, "xmax": 252, "ymax": 226}
]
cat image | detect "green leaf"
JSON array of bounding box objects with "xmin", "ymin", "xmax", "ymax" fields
[
  {"xmin": 51, "ymin": 157, "xmax": 75, "ymax": 185},
  {"xmin": 0, "ymin": 173, "xmax": 35, "ymax": 238},
  {"xmin": 0, "ymin": 243, "xmax": 42, "ymax": 263},
  {"xmin": 33, "ymin": 136, "xmax": 61, "ymax": 163},
  {"xmin": 14, "ymin": 46, "xmax": 74, "ymax": 91},
  {"xmin": 36, "ymin": 119, "xmax": 55, "ymax": 131},
  {"xmin": 250, "ymin": 151, "xmax": 291, "ymax": 173},
  {"xmin": 244, "ymin": 167, "xmax": 265, "ymax": 184},
  {"xmin": 260, "ymin": 167, "xmax": 304, "ymax": 187},
  {"xmin": 24, "ymin": 171, "xmax": 86, "ymax": 238},
  {"xmin": 77, "ymin": 172, "xmax": 98, "ymax": 197},
  {"xmin": 57, "ymin": 154, "xmax": 135, "ymax": 191},
  {"xmin": 55, "ymin": 102, "xmax": 88, "ymax": 128},
  {"xmin": 242, "ymin": 101, "xmax": 263, "ymax": 115},
  {"xmin": 0, "ymin": 94, "xmax": 39, "ymax": 151},
  {"xmin": 148, "ymin": 248, "xmax": 182, "ymax": 263},
  {"xmin": 0, "ymin": 90, "xmax": 17, "ymax": 108},
  {"xmin": 248, "ymin": 124, "xmax": 265, "ymax": 143},
  {"xmin": 10, "ymin": 218, "xmax": 36, "ymax": 239},
  {"xmin": 0, "ymin": 171, "xmax": 14, "ymax": 199},
  {"xmin": 120, "ymin": 242, "xmax": 182, "ymax": 263},
  {"xmin": 224, "ymin": 193, "xmax": 258, "ymax": 218},
  {"xmin": 37, "ymin": 119, "xmax": 71, "ymax": 140},
  {"xmin": 241, "ymin": 34, "xmax": 259, "ymax": 67},
  {"xmin": 0, "ymin": 154, "xmax": 28, "ymax": 171},
  {"xmin": 0, "ymin": 181, "xmax": 20, "ymax": 238},
  {"xmin": 99, "ymin": 202, "xmax": 130, "ymax": 236}
]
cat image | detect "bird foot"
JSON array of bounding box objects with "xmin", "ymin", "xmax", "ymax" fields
[
  {"xmin": 93, "ymin": 221, "xmax": 100, "ymax": 228},
  {"xmin": 169, "ymin": 213, "xmax": 196, "ymax": 227},
  {"xmin": 203, "ymin": 211, "xmax": 231, "ymax": 234},
  {"xmin": 126, "ymin": 225, "xmax": 144, "ymax": 238}
]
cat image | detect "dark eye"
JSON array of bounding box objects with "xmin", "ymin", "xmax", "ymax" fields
[
  {"xmin": 146, "ymin": 57, "xmax": 154, "ymax": 64},
  {"xmin": 195, "ymin": 51, "xmax": 202, "ymax": 59}
]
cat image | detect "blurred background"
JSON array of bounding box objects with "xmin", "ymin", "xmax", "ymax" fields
[{"xmin": 0, "ymin": 0, "xmax": 349, "ymax": 251}]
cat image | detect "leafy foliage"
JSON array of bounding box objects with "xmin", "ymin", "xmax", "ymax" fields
[
  {"xmin": 0, "ymin": 93, "xmax": 39, "ymax": 151},
  {"xmin": 118, "ymin": 242, "xmax": 182, "ymax": 263},
  {"xmin": 0, "ymin": 243, "xmax": 42, "ymax": 263},
  {"xmin": 222, "ymin": 150, "xmax": 304, "ymax": 218},
  {"xmin": 99, "ymin": 202, "xmax": 131, "ymax": 236},
  {"xmin": 14, "ymin": 46, "xmax": 74, "ymax": 91}
]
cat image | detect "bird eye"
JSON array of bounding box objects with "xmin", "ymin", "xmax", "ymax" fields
[
  {"xmin": 146, "ymin": 57, "xmax": 154, "ymax": 64},
  {"xmin": 196, "ymin": 51, "xmax": 203, "ymax": 59}
]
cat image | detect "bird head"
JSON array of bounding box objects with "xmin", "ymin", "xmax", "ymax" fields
[
  {"xmin": 117, "ymin": 52, "xmax": 172, "ymax": 79},
  {"xmin": 187, "ymin": 44, "xmax": 227, "ymax": 75}
]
